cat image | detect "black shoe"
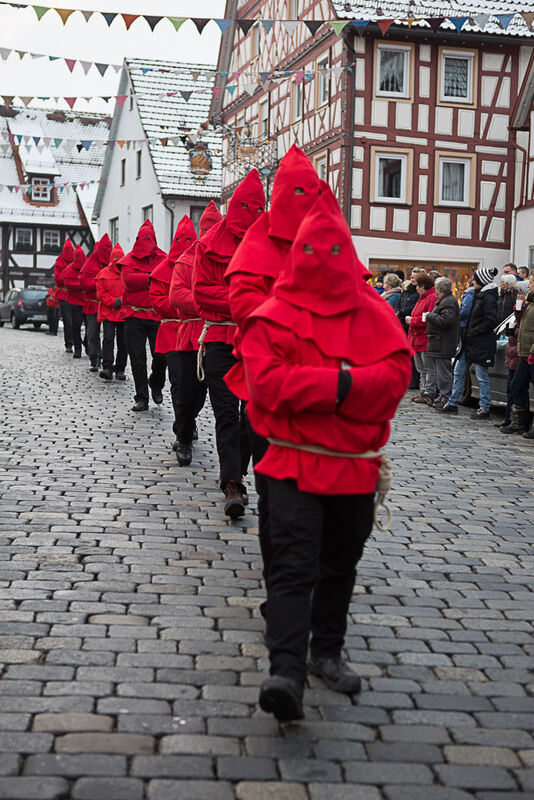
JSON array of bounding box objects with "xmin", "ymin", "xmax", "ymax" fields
[
  {"xmin": 115, "ymin": 371, "xmax": 126, "ymax": 381},
  {"xmin": 470, "ymin": 408, "xmax": 490, "ymax": 420},
  {"xmin": 308, "ymin": 655, "xmax": 362, "ymax": 694},
  {"xmin": 151, "ymin": 387, "xmax": 163, "ymax": 405},
  {"xmin": 522, "ymin": 428, "xmax": 534, "ymax": 439},
  {"xmin": 495, "ymin": 421, "xmax": 509, "ymax": 428},
  {"xmin": 131, "ymin": 400, "xmax": 148, "ymax": 412},
  {"xmin": 171, "ymin": 439, "xmax": 179, "ymax": 452},
  {"xmin": 192, "ymin": 424, "xmax": 199, "ymax": 441},
  {"xmin": 99, "ymin": 370, "xmax": 113, "ymax": 380},
  {"xmin": 89, "ymin": 363, "xmax": 99, "ymax": 372},
  {"xmin": 176, "ymin": 443, "xmax": 193, "ymax": 467},
  {"xmin": 224, "ymin": 481, "xmax": 245, "ymax": 518},
  {"xmin": 73, "ymin": 350, "xmax": 82, "ymax": 359},
  {"xmin": 259, "ymin": 600, "xmax": 267, "ymax": 620},
  {"xmin": 259, "ymin": 676, "xmax": 304, "ymax": 721},
  {"xmin": 65, "ymin": 346, "xmax": 73, "ymax": 353},
  {"xmin": 437, "ymin": 403, "xmax": 458, "ymax": 414}
]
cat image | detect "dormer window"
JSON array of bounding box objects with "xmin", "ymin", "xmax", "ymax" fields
[{"xmin": 30, "ymin": 176, "xmax": 53, "ymax": 203}]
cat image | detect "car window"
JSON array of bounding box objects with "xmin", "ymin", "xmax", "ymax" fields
[{"xmin": 21, "ymin": 289, "xmax": 46, "ymax": 300}]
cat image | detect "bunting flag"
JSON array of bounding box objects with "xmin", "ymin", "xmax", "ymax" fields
[{"xmin": 0, "ymin": 177, "xmax": 104, "ymax": 191}]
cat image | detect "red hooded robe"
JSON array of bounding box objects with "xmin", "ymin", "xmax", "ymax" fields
[
  {"xmin": 241, "ymin": 188, "xmax": 412, "ymax": 495},
  {"xmin": 79, "ymin": 234, "xmax": 112, "ymax": 315},
  {"xmin": 149, "ymin": 215, "xmax": 197, "ymax": 353},
  {"xmin": 118, "ymin": 220, "xmax": 166, "ymax": 321},
  {"xmin": 192, "ymin": 170, "xmax": 265, "ymax": 345},
  {"xmin": 169, "ymin": 202, "xmax": 223, "ymax": 351},
  {"xmin": 63, "ymin": 245, "xmax": 87, "ymax": 306},
  {"xmin": 96, "ymin": 243, "xmax": 130, "ymax": 323},
  {"xmin": 225, "ymin": 145, "xmax": 321, "ymax": 399},
  {"xmin": 54, "ymin": 239, "xmax": 74, "ymax": 302}
]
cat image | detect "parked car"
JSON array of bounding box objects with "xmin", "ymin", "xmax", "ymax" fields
[{"xmin": 0, "ymin": 286, "xmax": 48, "ymax": 329}]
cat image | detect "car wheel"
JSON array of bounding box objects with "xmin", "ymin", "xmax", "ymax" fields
[
  {"xmin": 0, "ymin": 321, "xmax": 4, "ymax": 327},
  {"xmin": 10, "ymin": 314, "xmax": 20, "ymax": 329},
  {"xmin": 33, "ymin": 322, "xmax": 42, "ymax": 330}
]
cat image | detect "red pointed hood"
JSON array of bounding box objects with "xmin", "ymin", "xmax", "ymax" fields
[
  {"xmin": 226, "ymin": 169, "xmax": 265, "ymax": 237},
  {"xmin": 132, "ymin": 219, "xmax": 158, "ymax": 259},
  {"xmin": 94, "ymin": 233, "xmax": 112, "ymax": 265},
  {"xmin": 268, "ymin": 144, "xmax": 320, "ymax": 241},
  {"xmin": 55, "ymin": 238, "xmax": 74, "ymax": 269},
  {"xmin": 199, "ymin": 201, "xmax": 222, "ymax": 237},
  {"xmin": 109, "ymin": 243, "xmax": 124, "ymax": 266},
  {"xmin": 274, "ymin": 185, "xmax": 370, "ymax": 316},
  {"xmin": 73, "ymin": 245, "xmax": 86, "ymax": 272},
  {"xmin": 151, "ymin": 216, "xmax": 197, "ymax": 285}
]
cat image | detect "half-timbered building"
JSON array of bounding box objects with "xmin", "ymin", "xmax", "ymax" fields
[
  {"xmin": 212, "ymin": 1, "xmax": 534, "ymax": 287},
  {"xmin": 0, "ymin": 105, "xmax": 110, "ymax": 292},
  {"xmin": 511, "ymin": 49, "xmax": 534, "ymax": 269}
]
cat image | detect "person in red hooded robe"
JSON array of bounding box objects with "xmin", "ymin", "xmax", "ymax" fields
[
  {"xmin": 79, "ymin": 234, "xmax": 112, "ymax": 372},
  {"xmin": 54, "ymin": 238, "xmax": 74, "ymax": 352},
  {"xmin": 240, "ymin": 188, "xmax": 412, "ymax": 721},
  {"xmin": 149, "ymin": 215, "xmax": 197, "ymax": 441},
  {"xmin": 96, "ymin": 243, "xmax": 129, "ymax": 380},
  {"xmin": 192, "ymin": 170, "xmax": 265, "ymax": 517},
  {"xmin": 169, "ymin": 201, "xmax": 222, "ymax": 466},
  {"xmin": 45, "ymin": 284, "xmax": 60, "ymax": 336},
  {"xmin": 225, "ymin": 145, "xmax": 320, "ymax": 604},
  {"xmin": 62, "ymin": 244, "xmax": 87, "ymax": 358},
  {"xmin": 118, "ymin": 220, "xmax": 167, "ymax": 411}
]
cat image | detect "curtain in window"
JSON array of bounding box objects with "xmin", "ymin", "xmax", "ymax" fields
[
  {"xmin": 442, "ymin": 161, "xmax": 465, "ymax": 202},
  {"xmin": 379, "ymin": 50, "xmax": 405, "ymax": 94},
  {"xmin": 444, "ymin": 57, "xmax": 468, "ymax": 98}
]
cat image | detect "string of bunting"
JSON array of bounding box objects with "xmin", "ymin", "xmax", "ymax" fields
[
  {"xmin": 0, "ymin": 177, "xmax": 104, "ymax": 191},
  {"xmin": 0, "ymin": 129, "xmax": 225, "ymax": 153},
  {"xmin": 0, "ymin": 3, "xmax": 532, "ymax": 35}
]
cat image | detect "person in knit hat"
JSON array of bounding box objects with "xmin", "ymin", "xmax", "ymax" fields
[
  {"xmin": 149, "ymin": 215, "xmax": 197, "ymax": 443},
  {"xmin": 95, "ymin": 243, "xmax": 129, "ymax": 380},
  {"xmin": 168, "ymin": 201, "xmax": 222, "ymax": 466},
  {"xmin": 439, "ymin": 266, "xmax": 499, "ymax": 418},
  {"xmin": 225, "ymin": 145, "xmax": 320, "ymax": 610},
  {"xmin": 62, "ymin": 244, "xmax": 87, "ymax": 359},
  {"xmin": 79, "ymin": 234, "xmax": 112, "ymax": 372},
  {"xmin": 118, "ymin": 220, "xmax": 167, "ymax": 411},
  {"xmin": 240, "ymin": 187, "xmax": 411, "ymax": 721},
  {"xmin": 192, "ymin": 170, "xmax": 265, "ymax": 518},
  {"xmin": 54, "ymin": 239, "xmax": 75, "ymax": 352}
]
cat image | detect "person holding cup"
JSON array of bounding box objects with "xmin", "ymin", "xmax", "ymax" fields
[
  {"xmin": 502, "ymin": 277, "xmax": 534, "ymax": 436},
  {"xmin": 406, "ymin": 272, "xmax": 438, "ymax": 404}
]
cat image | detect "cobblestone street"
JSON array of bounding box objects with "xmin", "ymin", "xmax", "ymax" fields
[{"xmin": 0, "ymin": 325, "xmax": 533, "ymax": 800}]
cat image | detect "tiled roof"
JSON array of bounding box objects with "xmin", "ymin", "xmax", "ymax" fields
[
  {"xmin": 331, "ymin": 1, "xmax": 534, "ymax": 37},
  {"xmin": 127, "ymin": 58, "xmax": 222, "ymax": 198},
  {"xmin": 0, "ymin": 106, "xmax": 109, "ymax": 226}
]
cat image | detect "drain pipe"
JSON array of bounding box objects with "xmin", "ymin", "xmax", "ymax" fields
[
  {"xmin": 163, "ymin": 197, "xmax": 175, "ymax": 248},
  {"xmin": 342, "ymin": 24, "xmax": 356, "ymax": 226}
]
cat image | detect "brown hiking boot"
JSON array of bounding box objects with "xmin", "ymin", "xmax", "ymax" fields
[{"xmin": 224, "ymin": 481, "xmax": 245, "ymax": 519}]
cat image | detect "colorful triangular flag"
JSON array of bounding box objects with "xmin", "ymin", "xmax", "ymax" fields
[
  {"xmin": 261, "ymin": 20, "xmax": 274, "ymax": 34},
  {"xmin": 304, "ymin": 20, "xmax": 322, "ymax": 36},
  {"xmin": 496, "ymin": 13, "xmax": 515, "ymax": 30},
  {"xmin": 122, "ymin": 13, "xmax": 139, "ymax": 29},
  {"xmin": 144, "ymin": 15, "xmax": 161, "ymax": 32},
  {"xmin": 449, "ymin": 16, "xmax": 468, "ymax": 32},
  {"xmin": 168, "ymin": 16, "xmax": 186, "ymax": 32},
  {"xmin": 56, "ymin": 9, "xmax": 75, "ymax": 26},
  {"xmin": 214, "ymin": 18, "xmax": 231, "ymax": 34}
]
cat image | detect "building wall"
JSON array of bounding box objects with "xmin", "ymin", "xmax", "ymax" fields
[{"xmin": 512, "ymin": 208, "xmax": 534, "ymax": 268}]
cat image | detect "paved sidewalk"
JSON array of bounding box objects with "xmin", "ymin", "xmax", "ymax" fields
[{"xmin": 0, "ymin": 326, "xmax": 533, "ymax": 800}]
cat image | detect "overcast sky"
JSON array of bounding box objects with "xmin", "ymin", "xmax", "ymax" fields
[{"xmin": 0, "ymin": 0, "xmax": 225, "ymax": 112}]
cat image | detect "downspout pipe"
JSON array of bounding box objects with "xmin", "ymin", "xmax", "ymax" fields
[
  {"xmin": 342, "ymin": 23, "xmax": 356, "ymax": 226},
  {"xmin": 163, "ymin": 197, "xmax": 175, "ymax": 248}
]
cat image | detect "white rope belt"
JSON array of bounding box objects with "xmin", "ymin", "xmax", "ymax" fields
[
  {"xmin": 159, "ymin": 318, "xmax": 178, "ymax": 323},
  {"xmin": 196, "ymin": 320, "xmax": 237, "ymax": 382},
  {"xmin": 267, "ymin": 437, "xmax": 393, "ymax": 532},
  {"xmin": 130, "ymin": 306, "xmax": 153, "ymax": 312}
]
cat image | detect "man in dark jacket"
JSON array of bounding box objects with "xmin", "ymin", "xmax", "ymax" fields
[
  {"xmin": 439, "ymin": 267, "xmax": 499, "ymax": 419},
  {"xmin": 426, "ymin": 277, "xmax": 459, "ymax": 408}
]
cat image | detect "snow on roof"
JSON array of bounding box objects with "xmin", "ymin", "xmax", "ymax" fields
[
  {"xmin": 331, "ymin": 0, "xmax": 534, "ymax": 37},
  {"xmin": 0, "ymin": 106, "xmax": 110, "ymax": 227},
  {"xmin": 126, "ymin": 58, "xmax": 222, "ymax": 199}
]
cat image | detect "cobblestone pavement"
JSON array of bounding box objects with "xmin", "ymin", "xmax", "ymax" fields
[{"xmin": 0, "ymin": 325, "xmax": 533, "ymax": 800}]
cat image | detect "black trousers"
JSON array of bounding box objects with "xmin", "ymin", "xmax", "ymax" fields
[
  {"xmin": 266, "ymin": 478, "xmax": 374, "ymax": 686},
  {"xmin": 125, "ymin": 316, "xmax": 166, "ymax": 405},
  {"xmin": 247, "ymin": 417, "xmax": 271, "ymax": 587},
  {"xmin": 102, "ymin": 320, "xmax": 127, "ymax": 373},
  {"xmin": 85, "ymin": 313, "xmax": 101, "ymax": 366},
  {"xmin": 510, "ymin": 358, "xmax": 534, "ymax": 408},
  {"xmin": 59, "ymin": 299, "xmax": 72, "ymax": 348},
  {"xmin": 166, "ymin": 350, "xmax": 207, "ymax": 443},
  {"xmin": 204, "ymin": 341, "xmax": 250, "ymax": 490},
  {"xmin": 47, "ymin": 307, "xmax": 59, "ymax": 335},
  {"xmin": 69, "ymin": 303, "xmax": 84, "ymax": 354}
]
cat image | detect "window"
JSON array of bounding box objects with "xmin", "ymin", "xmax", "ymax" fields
[
  {"xmin": 371, "ymin": 147, "xmax": 413, "ymax": 204},
  {"xmin": 314, "ymin": 152, "xmax": 328, "ymax": 181},
  {"xmin": 30, "ymin": 176, "xmax": 52, "ymax": 202},
  {"xmin": 15, "ymin": 228, "xmax": 33, "ymax": 250},
  {"xmin": 375, "ymin": 43, "xmax": 412, "ymax": 99},
  {"xmin": 42, "ymin": 230, "xmax": 61, "ymax": 252},
  {"xmin": 120, "ymin": 159, "xmax": 126, "ymax": 186},
  {"xmin": 142, "ymin": 205, "xmax": 153, "ymax": 224},
  {"xmin": 317, "ymin": 55, "xmax": 330, "ymax": 107},
  {"xmin": 259, "ymin": 99, "xmax": 269, "ymax": 139},
  {"xmin": 129, "ymin": 93, "xmax": 133, "ymax": 111},
  {"xmin": 136, "ymin": 150, "xmax": 142, "ymax": 179},
  {"xmin": 190, "ymin": 205, "xmax": 206, "ymax": 234},
  {"xmin": 109, "ymin": 217, "xmax": 119, "ymax": 244},
  {"xmin": 439, "ymin": 48, "xmax": 476, "ymax": 105},
  {"xmin": 292, "ymin": 81, "xmax": 303, "ymax": 121},
  {"xmin": 436, "ymin": 153, "xmax": 475, "ymax": 207},
  {"xmin": 529, "ymin": 247, "xmax": 534, "ymax": 269}
]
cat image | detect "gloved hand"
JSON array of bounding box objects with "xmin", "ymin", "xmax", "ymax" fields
[
  {"xmin": 114, "ymin": 297, "xmax": 121, "ymax": 309},
  {"xmin": 528, "ymin": 354, "xmax": 534, "ymax": 365}
]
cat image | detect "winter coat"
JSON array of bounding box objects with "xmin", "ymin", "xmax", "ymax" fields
[
  {"xmin": 383, "ymin": 287, "xmax": 401, "ymax": 312},
  {"xmin": 407, "ymin": 288, "xmax": 437, "ymax": 352},
  {"xmin": 459, "ymin": 288, "xmax": 475, "ymax": 328},
  {"xmin": 517, "ymin": 292, "xmax": 534, "ymax": 358},
  {"xmin": 54, "ymin": 239, "xmax": 74, "ymax": 302},
  {"xmin": 463, "ymin": 283, "xmax": 498, "ymax": 367},
  {"xmin": 497, "ymin": 288, "xmax": 517, "ymax": 324},
  {"xmin": 63, "ymin": 246, "xmax": 86, "ymax": 306},
  {"xmin": 96, "ymin": 259, "xmax": 130, "ymax": 323},
  {"xmin": 118, "ymin": 220, "xmax": 166, "ymax": 320},
  {"xmin": 46, "ymin": 287, "xmax": 59, "ymax": 308},
  {"xmin": 425, "ymin": 292, "xmax": 460, "ymax": 359},
  {"xmin": 504, "ymin": 329, "xmax": 519, "ymax": 371},
  {"xmin": 397, "ymin": 284, "xmax": 419, "ymax": 331},
  {"xmin": 79, "ymin": 235, "xmax": 112, "ymax": 316}
]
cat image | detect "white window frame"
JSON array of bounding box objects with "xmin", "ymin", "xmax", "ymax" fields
[
  {"xmin": 374, "ymin": 152, "xmax": 408, "ymax": 203},
  {"xmin": 109, "ymin": 217, "xmax": 119, "ymax": 244},
  {"xmin": 314, "ymin": 154, "xmax": 328, "ymax": 181},
  {"xmin": 438, "ymin": 156, "xmax": 471, "ymax": 207},
  {"xmin": 142, "ymin": 205, "xmax": 153, "ymax": 224},
  {"xmin": 42, "ymin": 229, "xmax": 61, "ymax": 250},
  {"xmin": 259, "ymin": 99, "xmax": 269, "ymax": 139},
  {"xmin": 120, "ymin": 159, "xmax": 126, "ymax": 187},
  {"xmin": 440, "ymin": 49, "xmax": 474, "ymax": 105},
  {"xmin": 375, "ymin": 43, "xmax": 411, "ymax": 99},
  {"xmin": 317, "ymin": 55, "xmax": 330, "ymax": 108},
  {"xmin": 15, "ymin": 228, "xmax": 33, "ymax": 250},
  {"xmin": 292, "ymin": 81, "xmax": 303, "ymax": 122},
  {"xmin": 31, "ymin": 177, "xmax": 51, "ymax": 202},
  {"xmin": 136, "ymin": 150, "xmax": 142, "ymax": 179}
]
